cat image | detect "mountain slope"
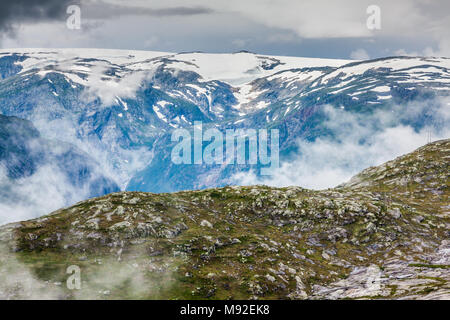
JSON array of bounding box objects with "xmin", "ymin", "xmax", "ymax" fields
[
  {"xmin": 0, "ymin": 114, "xmax": 120, "ymax": 224},
  {"xmin": 0, "ymin": 139, "xmax": 448, "ymax": 300},
  {"xmin": 0, "ymin": 49, "xmax": 449, "ymax": 194}
]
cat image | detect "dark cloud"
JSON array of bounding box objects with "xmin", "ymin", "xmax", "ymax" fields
[
  {"xmin": 82, "ymin": 1, "xmax": 214, "ymax": 20},
  {"xmin": 0, "ymin": 0, "xmax": 79, "ymax": 31},
  {"xmin": 0, "ymin": 0, "xmax": 214, "ymax": 34}
]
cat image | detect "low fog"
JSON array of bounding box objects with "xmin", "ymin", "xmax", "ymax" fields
[
  {"xmin": 233, "ymin": 97, "xmax": 450, "ymax": 189},
  {"xmin": 1, "ymin": 95, "xmax": 449, "ymax": 225}
]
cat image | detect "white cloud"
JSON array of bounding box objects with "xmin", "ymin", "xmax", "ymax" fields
[
  {"xmin": 393, "ymin": 49, "xmax": 420, "ymax": 57},
  {"xmin": 130, "ymin": 0, "xmax": 449, "ymax": 40},
  {"xmin": 231, "ymin": 39, "xmax": 248, "ymax": 48},
  {"xmin": 232, "ymin": 98, "xmax": 450, "ymax": 190},
  {"xmin": 0, "ymin": 165, "xmax": 89, "ymax": 225},
  {"xmin": 350, "ymin": 48, "xmax": 370, "ymax": 60},
  {"xmin": 80, "ymin": 65, "xmax": 151, "ymax": 106}
]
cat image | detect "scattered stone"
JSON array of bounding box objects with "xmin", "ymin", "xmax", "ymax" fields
[{"xmin": 200, "ymin": 220, "xmax": 213, "ymax": 228}]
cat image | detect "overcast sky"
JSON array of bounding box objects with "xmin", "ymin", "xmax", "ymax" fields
[{"xmin": 0, "ymin": 0, "xmax": 449, "ymax": 59}]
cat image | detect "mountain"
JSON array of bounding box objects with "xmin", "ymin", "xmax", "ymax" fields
[
  {"xmin": 0, "ymin": 114, "xmax": 120, "ymax": 224},
  {"xmin": 0, "ymin": 139, "xmax": 448, "ymax": 299},
  {"xmin": 0, "ymin": 49, "xmax": 449, "ymax": 198}
]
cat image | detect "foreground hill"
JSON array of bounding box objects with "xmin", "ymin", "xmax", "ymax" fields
[{"xmin": 0, "ymin": 139, "xmax": 448, "ymax": 300}]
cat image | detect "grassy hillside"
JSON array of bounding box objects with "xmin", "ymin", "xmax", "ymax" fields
[{"xmin": 0, "ymin": 139, "xmax": 448, "ymax": 300}]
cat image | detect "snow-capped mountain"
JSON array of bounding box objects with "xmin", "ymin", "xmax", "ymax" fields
[{"xmin": 0, "ymin": 49, "xmax": 449, "ymax": 199}]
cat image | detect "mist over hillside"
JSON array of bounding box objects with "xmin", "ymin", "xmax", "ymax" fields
[
  {"xmin": 0, "ymin": 49, "xmax": 449, "ymax": 223},
  {"xmin": 0, "ymin": 139, "xmax": 448, "ymax": 300}
]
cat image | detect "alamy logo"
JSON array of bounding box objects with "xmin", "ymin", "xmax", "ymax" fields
[
  {"xmin": 66, "ymin": 265, "xmax": 81, "ymax": 290},
  {"xmin": 66, "ymin": 5, "xmax": 81, "ymax": 30},
  {"xmin": 366, "ymin": 5, "xmax": 381, "ymax": 30},
  {"xmin": 171, "ymin": 122, "xmax": 279, "ymax": 175}
]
